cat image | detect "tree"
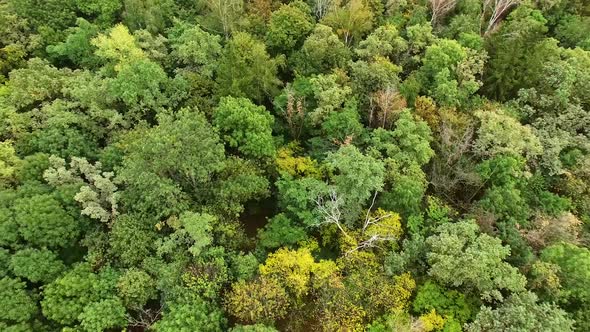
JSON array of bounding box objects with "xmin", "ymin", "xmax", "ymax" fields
[
  {"xmin": 92, "ymin": 24, "xmax": 146, "ymax": 72},
  {"xmin": 153, "ymin": 294, "xmax": 226, "ymax": 331},
  {"xmin": 117, "ymin": 268, "xmax": 157, "ymax": 309},
  {"xmin": 541, "ymin": 243, "xmax": 590, "ymax": 330},
  {"xmin": 78, "ymin": 297, "xmax": 127, "ymax": 332},
  {"xmin": 47, "ymin": 19, "xmax": 100, "ymax": 68},
  {"xmin": 44, "ymin": 156, "xmax": 119, "ymax": 226},
  {"xmin": 259, "ymin": 247, "xmax": 338, "ymax": 298},
  {"xmin": 418, "ymin": 39, "xmax": 485, "ymax": 108},
  {"xmin": 473, "ymin": 110, "xmax": 543, "ymax": 160},
  {"xmin": 214, "ymin": 97, "xmax": 275, "ymax": 159},
  {"xmin": 216, "ymin": 32, "xmax": 281, "ymax": 102},
  {"xmin": 10, "ymin": 248, "xmax": 65, "ymax": 284},
  {"xmin": 156, "ymin": 212, "xmax": 215, "ymax": 258},
  {"xmin": 225, "ymin": 277, "xmax": 290, "ymax": 324},
  {"xmin": 117, "ymin": 108, "xmax": 225, "ymax": 218},
  {"xmin": 0, "ymin": 141, "xmax": 20, "ymax": 186},
  {"xmin": 290, "ymin": 24, "xmax": 350, "ymax": 76},
  {"xmin": 480, "ymin": 0, "xmax": 522, "ymax": 35},
  {"xmin": 412, "ymin": 280, "xmax": 475, "ymax": 324},
  {"xmin": 321, "ymin": 0, "xmax": 374, "ymax": 45},
  {"xmin": 41, "ymin": 264, "xmax": 119, "ymax": 325},
  {"xmin": 168, "ymin": 22, "xmax": 222, "ymax": 78},
  {"xmin": 109, "ymin": 214, "xmax": 158, "ymax": 267},
  {"xmin": 106, "ymin": 58, "xmax": 170, "ymax": 117},
  {"xmin": 202, "ymin": 0, "xmax": 245, "ymax": 38},
  {"xmin": 230, "ymin": 324, "xmax": 279, "ymax": 332},
  {"xmin": 483, "ymin": 7, "xmax": 559, "ymax": 100},
  {"xmin": 257, "ymin": 214, "xmax": 307, "ymax": 250},
  {"xmin": 0, "ymin": 277, "xmax": 37, "ymax": 324},
  {"xmin": 466, "ymin": 292, "xmax": 573, "ymax": 332},
  {"xmin": 355, "ymin": 24, "xmax": 408, "ymax": 61},
  {"xmin": 324, "ymin": 145, "xmax": 385, "ymax": 226},
  {"xmin": 122, "ymin": 0, "xmax": 175, "ymax": 34},
  {"xmin": 13, "ymin": 194, "xmax": 80, "ymax": 248},
  {"xmin": 429, "ymin": 0, "xmax": 458, "ymax": 25},
  {"xmin": 426, "ymin": 220, "xmax": 527, "ymax": 301},
  {"xmin": 265, "ymin": 2, "xmax": 314, "ymax": 54}
]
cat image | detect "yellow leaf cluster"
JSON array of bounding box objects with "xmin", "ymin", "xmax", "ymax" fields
[
  {"xmin": 365, "ymin": 208, "xmax": 403, "ymax": 240},
  {"xmin": 418, "ymin": 309, "xmax": 446, "ymax": 332},
  {"xmin": 275, "ymin": 143, "xmax": 321, "ymax": 178},
  {"xmin": 259, "ymin": 247, "xmax": 339, "ymax": 297}
]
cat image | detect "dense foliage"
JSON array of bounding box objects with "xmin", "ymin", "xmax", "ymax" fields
[{"xmin": 1, "ymin": 0, "xmax": 589, "ymax": 331}]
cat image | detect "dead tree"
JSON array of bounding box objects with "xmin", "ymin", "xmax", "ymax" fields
[
  {"xmin": 481, "ymin": 0, "xmax": 521, "ymax": 35},
  {"xmin": 315, "ymin": 190, "xmax": 400, "ymax": 255},
  {"xmin": 429, "ymin": 0, "xmax": 458, "ymax": 26},
  {"xmin": 369, "ymin": 86, "xmax": 406, "ymax": 129}
]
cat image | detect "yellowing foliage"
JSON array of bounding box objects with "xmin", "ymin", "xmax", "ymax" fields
[
  {"xmin": 92, "ymin": 24, "xmax": 146, "ymax": 71},
  {"xmin": 275, "ymin": 143, "xmax": 321, "ymax": 177},
  {"xmin": 259, "ymin": 247, "xmax": 339, "ymax": 297},
  {"xmin": 418, "ymin": 309, "xmax": 446, "ymax": 332},
  {"xmin": 365, "ymin": 208, "xmax": 403, "ymax": 241}
]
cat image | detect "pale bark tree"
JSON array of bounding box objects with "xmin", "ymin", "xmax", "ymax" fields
[
  {"xmin": 429, "ymin": 0, "xmax": 458, "ymax": 26},
  {"xmin": 481, "ymin": 0, "xmax": 521, "ymax": 35},
  {"xmin": 315, "ymin": 190, "xmax": 401, "ymax": 255},
  {"xmin": 207, "ymin": 0, "xmax": 244, "ymax": 38}
]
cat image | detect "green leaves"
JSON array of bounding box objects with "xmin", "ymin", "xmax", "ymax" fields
[
  {"xmin": 265, "ymin": 2, "xmax": 314, "ymax": 54},
  {"xmin": 426, "ymin": 220, "xmax": 526, "ymax": 301},
  {"xmin": 154, "ymin": 294, "xmax": 226, "ymax": 331},
  {"xmin": 78, "ymin": 297, "xmax": 127, "ymax": 331},
  {"xmin": 214, "ymin": 97, "xmax": 275, "ymax": 159},
  {"xmin": 41, "ymin": 264, "xmax": 119, "ymax": 325},
  {"xmin": 216, "ymin": 32, "xmax": 281, "ymax": 103},
  {"xmin": 466, "ymin": 292, "xmax": 574, "ymax": 332},
  {"xmin": 10, "ymin": 248, "xmax": 65, "ymax": 284},
  {"xmin": 0, "ymin": 277, "xmax": 37, "ymax": 324},
  {"xmin": 13, "ymin": 194, "xmax": 79, "ymax": 248}
]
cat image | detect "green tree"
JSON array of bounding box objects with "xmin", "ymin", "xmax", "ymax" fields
[
  {"xmin": 321, "ymin": 0, "xmax": 374, "ymax": 45},
  {"xmin": 201, "ymin": 0, "xmax": 245, "ymax": 38},
  {"xmin": 355, "ymin": 24, "xmax": 408, "ymax": 60},
  {"xmin": 0, "ymin": 277, "xmax": 37, "ymax": 324},
  {"xmin": 168, "ymin": 22, "xmax": 222, "ymax": 78},
  {"xmin": 122, "ymin": 0, "xmax": 175, "ymax": 33},
  {"xmin": 153, "ymin": 294, "xmax": 226, "ymax": 331},
  {"xmin": 466, "ymin": 292, "xmax": 574, "ymax": 332},
  {"xmin": 265, "ymin": 2, "xmax": 314, "ymax": 54},
  {"xmin": 41, "ymin": 264, "xmax": 119, "ymax": 325},
  {"xmin": 47, "ymin": 19, "xmax": 100, "ymax": 68},
  {"xmin": 117, "ymin": 268, "xmax": 157, "ymax": 309},
  {"xmin": 109, "ymin": 214, "xmax": 157, "ymax": 266},
  {"xmin": 473, "ymin": 110, "xmax": 543, "ymax": 160},
  {"xmin": 484, "ymin": 7, "xmax": 560, "ymax": 100},
  {"xmin": 216, "ymin": 32, "xmax": 281, "ymax": 102},
  {"xmin": 290, "ymin": 24, "xmax": 350, "ymax": 76},
  {"xmin": 418, "ymin": 39, "xmax": 485, "ymax": 108},
  {"xmin": 257, "ymin": 213, "xmax": 307, "ymax": 250},
  {"xmin": 426, "ymin": 220, "xmax": 527, "ymax": 301},
  {"xmin": 13, "ymin": 194, "xmax": 79, "ymax": 248},
  {"xmin": 541, "ymin": 243, "xmax": 590, "ymax": 330},
  {"xmin": 117, "ymin": 109, "xmax": 225, "ymax": 218},
  {"xmin": 78, "ymin": 297, "xmax": 127, "ymax": 332},
  {"xmin": 214, "ymin": 97, "xmax": 275, "ymax": 159},
  {"xmin": 325, "ymin": 145, "xmax": 385, "ymax": 226},
  {"xmin": 10, "ymin": 248, "xmax": 65, "ymax": 284},
  {"xmin": 412, "ymin": 280, "xmax": 474, "ymax": 324}
]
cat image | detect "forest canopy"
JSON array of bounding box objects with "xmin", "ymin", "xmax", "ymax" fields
[{"xmin": 1, "ymin": 0, "xmax": 590, "ymax": 331}]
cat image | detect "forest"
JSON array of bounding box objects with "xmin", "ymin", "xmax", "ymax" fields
[{"xmin": 0, "ymin": 0, "xmax": 589, "ymax": 331}]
